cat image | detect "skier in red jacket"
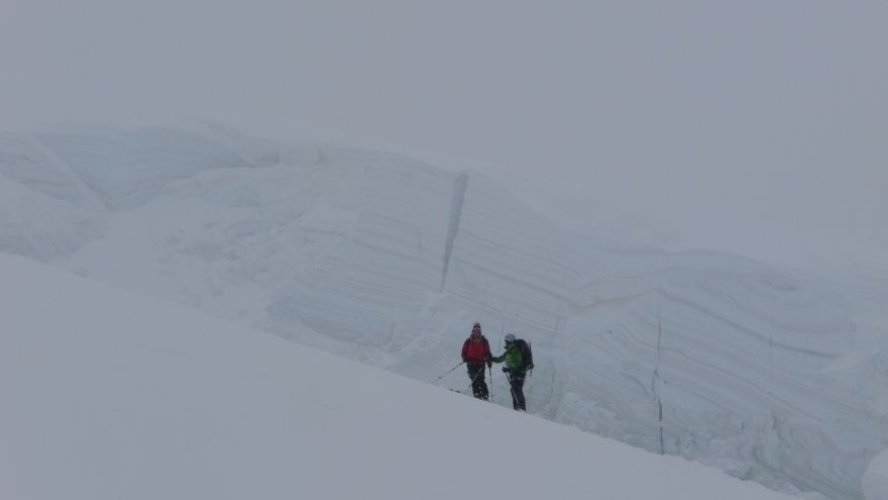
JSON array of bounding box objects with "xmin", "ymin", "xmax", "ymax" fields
[{"xmin": 461, "ymin": 322, "xmax": 492, "ymax": 400}]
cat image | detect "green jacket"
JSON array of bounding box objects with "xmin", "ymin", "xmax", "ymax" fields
[{"xmin": 491, "ymin": 343, "xmax": 525, "ymax": 372}]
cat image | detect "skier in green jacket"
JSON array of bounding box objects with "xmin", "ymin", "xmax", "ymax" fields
[{"xmin": 490, "ymin": 333, "xmax": 533, "ymax": 411}]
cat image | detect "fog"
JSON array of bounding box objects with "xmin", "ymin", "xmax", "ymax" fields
[{"xmin": 2, "ymin": 0, "xmax": 885, "ymax": 279}]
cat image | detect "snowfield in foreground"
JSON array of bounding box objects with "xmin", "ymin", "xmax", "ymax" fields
[
  {"xmin": 0, "ymin": 254, "xmax": 800, "ymax": 500},
  {"xmin": 1, "ymin": 125, "xmax": 887, "ymax": 499}
]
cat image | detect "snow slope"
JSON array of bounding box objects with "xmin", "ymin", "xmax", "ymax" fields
[
  {"xmin": 0, "ymin": 254, "xmax": 801, "ymax": 500},
  {"xmin": 864, "ymin": 449, "xmax": 888, "ymax": 500},
  {"xmin": 2, "ymin": 125, "xmax": 887, "ymax": 498}
]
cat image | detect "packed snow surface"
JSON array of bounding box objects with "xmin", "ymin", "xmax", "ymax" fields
[
  {"xmin": 864, "ymin": 449, "xmax": 888, "ymax": 500},
  {"xmin": 2, "ymin": 125, "xmax": 887, "ymax": 498},
  {"xmin": 0, "ymin": 254, "xmax": 800, "ymax": 500}
]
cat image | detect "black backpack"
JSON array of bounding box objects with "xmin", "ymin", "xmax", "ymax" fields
[{"xmin": 515, "ymin": 339, "xmax": 534, "ymax": 371}]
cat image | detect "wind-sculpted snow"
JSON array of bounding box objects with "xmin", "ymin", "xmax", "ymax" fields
[
  {"xmin": 1, "ymin": 125, "xmax": 886, "ymax": 499},
  {"xmin": 35, "ymin": 126, "xmax": 248, "ymax": 209},
  {"xmin": 0, "ymin": 134, "xmax": 105, "ymax": 259}
]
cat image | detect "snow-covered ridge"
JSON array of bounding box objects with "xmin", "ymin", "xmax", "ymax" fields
[{"xmin": 1, "ymin": 125, "xmax": 886, "ymax": 499}]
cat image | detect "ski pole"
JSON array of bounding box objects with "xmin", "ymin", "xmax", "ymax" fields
[{"xmin": 432, "ymin": 361, "xmax": 465, "ymax": 384}]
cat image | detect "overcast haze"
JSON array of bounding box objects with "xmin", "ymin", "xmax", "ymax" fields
[{"xmin": 2, "ymin": 0, "xmax": 886, "ymax": 279}]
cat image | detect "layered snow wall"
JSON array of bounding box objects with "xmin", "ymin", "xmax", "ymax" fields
[{"xmin": 1, "ymin": 125, "xmax": 886, "ymax": 499}]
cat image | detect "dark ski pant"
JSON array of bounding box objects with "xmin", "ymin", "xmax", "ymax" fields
[
  {"xmin": 467, "ymin": 363, "xmax": 489, "ymax": 400},
  {"xmin": 507, "ymin": 371, "xmax": 526, "ymax": 411}
]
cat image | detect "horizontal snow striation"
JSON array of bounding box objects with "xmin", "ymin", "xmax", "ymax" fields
[
  {"xmin": 561, "ymin": 250, "xmax": 872, "ymax": 497},
  {"xmin": 561, "ymin": 275, "xmax": 872, "ymax": 498},
  {"xmin": 429, "ymin": 173, "xmax": 584, "ymax": 416},
  {"xmin": 259, "ymin": 147, "xmax": 458, "ymax": 355},
  {"xmin": 35, "ymin": 125, "xmax": 249, "ymax": 209},
  {"xmin": 2, "ymin": 125, "xmax": 886, "ymax": 499}
]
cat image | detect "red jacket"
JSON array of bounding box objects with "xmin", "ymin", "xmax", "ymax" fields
[{"xmin": 462, "ymin": 336, "xmax": 491, "ymax": 365}]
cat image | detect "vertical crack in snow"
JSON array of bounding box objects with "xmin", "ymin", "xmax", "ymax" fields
[
  {"xmin": 654, "ymin": 295, "xmax": 665, "ymax": 455},
  {"xmin": 658, "ymin": 397, "xmax": 665, "ymax": 455},
  {"xmin": 440, "ymin": 171, "xmax": 468, "ymax": 291}
]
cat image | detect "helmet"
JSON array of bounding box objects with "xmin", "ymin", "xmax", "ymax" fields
[{"xmin": 504, "ymin": 333, "xmax": 516, "ymax": 344}]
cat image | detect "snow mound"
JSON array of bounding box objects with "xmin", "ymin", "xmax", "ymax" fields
[{"xmin": 864, "ymin": 449, "xmax": 888, "ymax": 500}]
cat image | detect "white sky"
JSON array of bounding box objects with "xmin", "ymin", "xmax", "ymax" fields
[{"xmin": 1, "ymin": 0, "xmax": 886, "ymax": 279}]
